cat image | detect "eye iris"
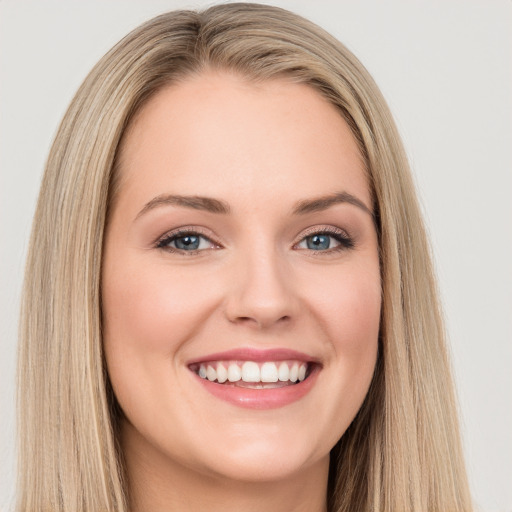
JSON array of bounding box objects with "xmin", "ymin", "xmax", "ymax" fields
[
  {"xmin": 307, "ymin": 234, "xmax": 330, "ymax": 250},
  {"xmin": 175, "ymin": 235, "xmax": 200, "ymax": 250}
]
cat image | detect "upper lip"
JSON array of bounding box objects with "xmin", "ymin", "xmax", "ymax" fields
[{"xmin": 187, "ymin": 348, "xmax": 321, "ymax": 365}]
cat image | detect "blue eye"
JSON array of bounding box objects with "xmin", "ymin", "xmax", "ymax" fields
[
  {"xmin": 157, "ymin": 231, "xmax": 215, "ymax": 252},
  {"xmin": 296, "ymin": 230, "xmax": 354, "ymax": 252},
  {"xmin": 157, "ymin": 228, "xmax": 353, "ymax": 254},
  {"xmin": 305, "ymin": 234, "xmax": 331, "ymax": 250},
  {"xmin": 173, "ymin": 234, "xmax": 201, "ymax": 250}
]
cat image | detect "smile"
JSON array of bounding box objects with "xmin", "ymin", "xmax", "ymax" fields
[
  {"xmin": 187, "ymin": 349, "xmax": 320, "ymax": 409},
  {"xmin": 191, "ymin": 360, "xmax": 310, "ymax": 388}
]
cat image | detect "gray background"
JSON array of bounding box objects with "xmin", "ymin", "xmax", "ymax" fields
[{"xmin": 1, "ymin": 1, "xmax": 511, "ymax": 511}]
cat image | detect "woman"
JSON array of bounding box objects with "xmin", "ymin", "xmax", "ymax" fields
[{"xmin": 17, "ymin": 3, "xmax": 473, "ymax": 511}]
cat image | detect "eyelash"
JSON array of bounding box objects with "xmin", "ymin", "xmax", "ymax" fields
[
  {"xmin": 156, "ymin": 227, "xmax": 217, "ymax": 255},
  {"xmin": 155, "ymin": 226, "xmax": 354, "ymax": 255},
  {"xmin": 296, "ymin": 226, "xmax": 354, "ymax": 253}
]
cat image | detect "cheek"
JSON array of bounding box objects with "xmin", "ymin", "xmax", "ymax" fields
[
  {"xmin": 330, "ymin": 268, "xmax": 380, "ymax": 383},
  {"xmin": 334, "ymin": 280, "xmax": 381, "ymax": 359},
  {"xmin": 298, "ymin": 259, "xmax": 381, "ymax": 407},
  {"xmin": 102, "ymin": 258, "xmax": 217, "ymax": 359},
  {"xmin": 100, "ymin": 255, "xmax": 224, "ymax": 425},
  {"xmin": 101, "ymin": 255, "xmax": 225, "ymax": 441},
  {"xmin": 302, "ymin": 260, "xmax": 381, "ymax": 350}
]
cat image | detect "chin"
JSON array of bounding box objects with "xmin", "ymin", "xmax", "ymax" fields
[
  {"xmin": 199, "ymin": 445, "xmax": 326, "ymax": 484},
  {"xmin": 174, "ymin": 421, "xmax": 333, "ymax": 484}
]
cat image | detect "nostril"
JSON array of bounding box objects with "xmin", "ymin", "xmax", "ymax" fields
[{"xmin": 232, "ymin": 314, "xmax": 291, "ymax": 328}]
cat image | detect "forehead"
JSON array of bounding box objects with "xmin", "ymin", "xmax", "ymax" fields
[{"xmin": 115, "ymin": 71, "xmax": 370, "ymax": 213}]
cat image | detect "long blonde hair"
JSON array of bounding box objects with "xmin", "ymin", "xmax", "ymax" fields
[{"xmin": 17, "ymin": 4, "xmax": 473, "ymax": 511}]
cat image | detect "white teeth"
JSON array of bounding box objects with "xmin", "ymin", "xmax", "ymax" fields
[
  {"xmin": 278, "ymin": 362, "xmax": 290, "ymax": 382},
  {"xmin": 289, "ymin": 363, "xmax": 299, "ymax": 382},
  {"xmin": 260, "ymin": 362, "xmax": 278, "ymax": 382},
  {"xmin": 206, "ymin": 365, "xmax": 217, "ymax": 382},
  {"xmin": 298, "ymin": 363, "xmax": 307, "ymax": 382},
  {"xmin": 216, "ymin": 363, "xmax": 228, "ymax": 383},
  {"xmin": 195, "ymin": 360, "xmax": 311, "ymax": 385},
  {"xmin": 242, "ymin": 361, "xmax": 260, "ymax": 382},
  {"xmin": 227, "ymin": 363, "xmax": 242, "ymax": 382}
]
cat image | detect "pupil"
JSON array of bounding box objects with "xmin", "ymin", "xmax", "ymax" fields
[
  {"xmin": 176, "ymin": 235, "xmax": 200, "ymax": 250},
  {"xmin": 307, "ymin": 234, "xmax": 330, "ymax": 250}
]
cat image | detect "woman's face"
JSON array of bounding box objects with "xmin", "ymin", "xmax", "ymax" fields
[{"xmin": 102, "ymin": 72, "xmax": 381, "ymax": 483}]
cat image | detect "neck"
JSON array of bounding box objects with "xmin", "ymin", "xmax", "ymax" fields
[{"xmin": 121, "ymin": 422, "xmax": 329, "ymax": 512}]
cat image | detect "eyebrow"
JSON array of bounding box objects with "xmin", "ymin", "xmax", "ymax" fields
[
  {"xmin": 292, "ymin": 191, "xmax": 373, "ymax": 217},
  {"xmin": 135, "ymin": 191, "xmax": 373, "ymax": 220},
  {"xmin": 136, "ymin": 194, "xmax": 231, "ymax": 219}
]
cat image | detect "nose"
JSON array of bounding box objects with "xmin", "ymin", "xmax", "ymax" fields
[{"xmin": 224, "ymin": 247, "xmax": 299, "ymax": 329}]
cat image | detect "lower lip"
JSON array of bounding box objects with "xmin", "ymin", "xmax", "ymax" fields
[{"xmin": 192, "ymin": 366, "xmax": 320, "ymax": 409}]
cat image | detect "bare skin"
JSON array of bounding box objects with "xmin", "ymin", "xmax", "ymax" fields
[
  {"xmin": 102, "ymin": 71, "xmax": 380, "ymax": 511},
  {"xmin": 123, "ymin": 422, "xmax": 329, "ymax": 512}
]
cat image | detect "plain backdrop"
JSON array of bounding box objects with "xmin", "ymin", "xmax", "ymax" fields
[{"xmin": 1, "ymin": 1, "xmax": 511, "ymax": 511}]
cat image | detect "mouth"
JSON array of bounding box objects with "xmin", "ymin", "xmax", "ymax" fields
[
  {"xmin": 187, "ymin": 349, "xmax": 320, "ymax": 409},
  {"xmin": 189, "ymin": 360, "xmax": 313, "ymax": 389}
]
